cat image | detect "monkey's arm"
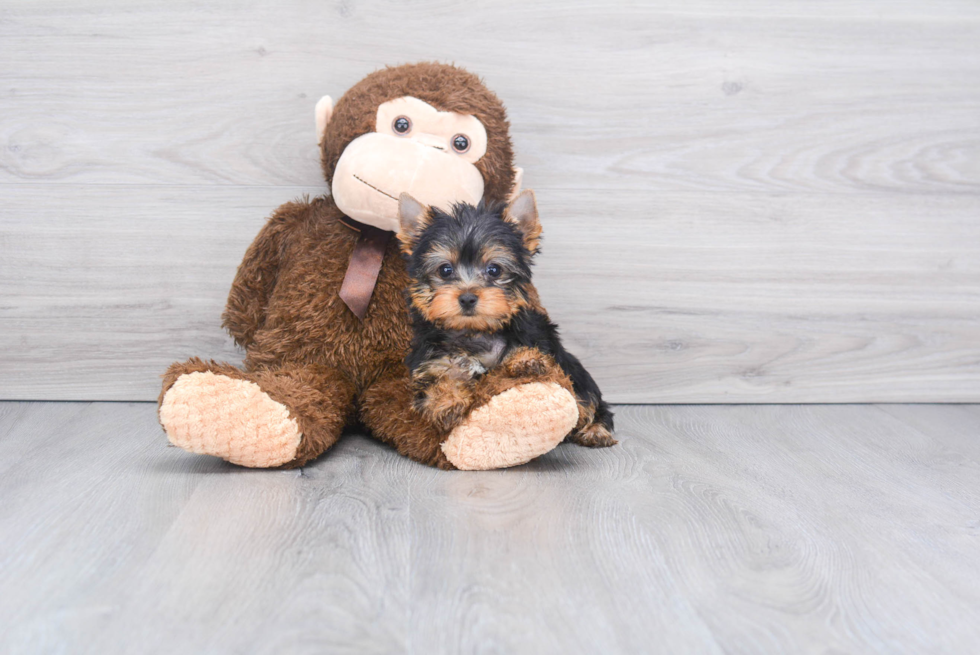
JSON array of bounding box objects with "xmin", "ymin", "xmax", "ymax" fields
[{"xmin": 221, "ymin": 202, "xmax": 306, "ymax": 349}]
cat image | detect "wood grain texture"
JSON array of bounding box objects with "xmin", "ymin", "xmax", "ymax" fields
[
  {"xmin": 2, "ymin": 185, "xmax": 977, "ymax": 401},
  {"xmin": 1, "ymin": 401, "xmax": 979, "ymax": 653},
  {"xmin": 1, "ymin": 0, "xmax": 979, "ymax": 401},
  {"xmin": 2, "ymin": 1, "xmax": 979, "ymax": 194}
]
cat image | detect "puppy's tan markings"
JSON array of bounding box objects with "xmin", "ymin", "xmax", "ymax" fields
[
  {"xmin": 571, "ymin": 421, "xmax": 618, "ymax": 448},
  {"xmin": 504, "ymin": 347, "xmax": 552, "ymax": 378},
  {"xmin": 415, "ymin": 375, "xmax": 476, "ymax": 431}
]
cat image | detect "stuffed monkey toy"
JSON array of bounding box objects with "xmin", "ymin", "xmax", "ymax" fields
[{"xmin": 158, "ymin": 62, "xmax": 582, "ymax": 470}]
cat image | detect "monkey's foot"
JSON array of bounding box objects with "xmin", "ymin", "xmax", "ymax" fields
[
  {"xmin": 441, "ymin": 382, "xmax": 578, "ymax": 470},
  {"xmin": 159, "ymin": 371, "xmax": 302, "ymax": 468}
]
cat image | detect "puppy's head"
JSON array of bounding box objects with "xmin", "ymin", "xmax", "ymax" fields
[{"xmin": 397, "ymin": 190, "xmax": 541, "ymax": 331}]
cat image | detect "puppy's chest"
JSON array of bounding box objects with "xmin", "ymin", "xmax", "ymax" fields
[{"xmin": 445, "ymin": 331, "xmax": 509, "ymax": 373}]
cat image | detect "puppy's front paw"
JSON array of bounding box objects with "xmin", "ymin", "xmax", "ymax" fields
[
  {"xmin": 416, "ymin": 380, "xmax": 475, "ymax": 432},
  {"xmin": 504, "ymin": 347, "xmax": 551, "ymax": 378}
]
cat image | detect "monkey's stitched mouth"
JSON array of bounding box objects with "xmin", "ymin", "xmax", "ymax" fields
[{"xmin": 353, "ymin": 174, "xmax": 398, "ymax": 202}]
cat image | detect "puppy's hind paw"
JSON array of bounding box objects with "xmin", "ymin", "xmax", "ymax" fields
[{"xmin": 570, "ymin": 422, "xmax": 618, "ymax": 448}]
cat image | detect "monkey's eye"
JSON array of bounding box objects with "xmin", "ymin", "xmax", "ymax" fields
[
  {"xmin": 438, "ymin": 263, "xmax": 454, "ymax": 279},
  {"xmin": 486, "ymin": 263, "xmax": 501, "ymax": 279},
  {"xmin": 393, "ymin": 116, "xmax": 412, "ymax": 135},
  {"xmin": 452, "ymin": 134, "xmax": 470, "ymax": 153}
]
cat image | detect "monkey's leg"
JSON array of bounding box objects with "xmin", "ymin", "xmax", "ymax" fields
[
  {"xmin": 359, "ymin": 366, "xmax": 458, "ymax": 469},
  {"xmin": 158, "ymin": 358, "xmax": 355, "ymax": 468},
  {"xmin": 361, "ymin": 360, "xmax": 579, "ymax": 471},
  {"xmin": 440, "ymin": 353, "xmax": 579, "ymax": 470}
]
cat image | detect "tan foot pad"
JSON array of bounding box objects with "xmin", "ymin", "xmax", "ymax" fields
[
  {"xmin": 159, "ymin": 371, "xmax": 302, "ymax": 468},
  {"xmin": 442, "ymin": 382, "xmax": 578, "ymax": 470}
]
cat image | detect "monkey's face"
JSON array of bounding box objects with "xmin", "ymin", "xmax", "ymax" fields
[{"xmin": 331, "ymin": 97, "xmax": 489, "ymax": 232}]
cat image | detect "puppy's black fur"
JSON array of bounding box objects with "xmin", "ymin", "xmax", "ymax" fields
[{"xmin": 399, "ymin": 196, "xmax": 615, "ymax": 445}]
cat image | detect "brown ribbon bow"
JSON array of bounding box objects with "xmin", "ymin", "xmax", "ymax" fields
[{"xmin": 337, "ymin": 217, "xmax": 393, "ymax": 321}]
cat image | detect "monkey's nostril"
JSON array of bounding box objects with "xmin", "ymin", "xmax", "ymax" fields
[{"xmin": 458, "ymin": 293, "xmax": 478, "ymax": 311}]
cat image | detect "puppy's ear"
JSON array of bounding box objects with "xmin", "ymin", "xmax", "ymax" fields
[
  {"xmin": 504, "ymin": 189, "xmax": 542, "ymax": 255},
  {"xmin": 397, "ymin": 193, "xmax": 430, "ymax": 254},
  {"xmin": 507, "ymin": 166, "xmax": 524, "ymax": 202}
]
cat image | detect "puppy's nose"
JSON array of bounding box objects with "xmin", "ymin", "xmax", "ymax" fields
[{"xmin": 458, "ymin": 292, "xmax": 478, "ymax": 311}]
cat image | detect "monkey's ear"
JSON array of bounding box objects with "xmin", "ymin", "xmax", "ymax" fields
[
  {"xmin": 504, "ymin": 189, "xmax": 542, "ymax": 254},
  {"xmin": 315, "ymin": 95, "xmax": 334, "ymax": 146},
  {"xmin": 397, "ymin": 193, "xmax": 429, "ymax": 254},
  {"xmin": 507, "ymin": 167, "xmax": 524, "ymax": 202}
]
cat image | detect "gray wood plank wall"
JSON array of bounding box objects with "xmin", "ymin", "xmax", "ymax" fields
[{"xmin": 1, "ymin": 1, "xmax": 978, "ymax": 402}]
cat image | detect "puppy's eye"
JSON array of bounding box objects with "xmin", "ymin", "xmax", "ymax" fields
[
  {"xmin": 486, "ymin": 263, "xmax": 501, "ymax": 278},
  {"xmin": 393, "ymin": 116, "xmax": 412, "ymax": 135},
  {"xmin": 452, "ymin": 134, "xmax": 470, "ymax": 153},
  {"xmin": 438, "ymin": 263, "xmax": 454, "ymax": 279}
]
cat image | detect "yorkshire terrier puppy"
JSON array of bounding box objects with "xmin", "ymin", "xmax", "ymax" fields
[{"xmin": 396, "ymin": 190, "xmax": 615, "ymax": 448}]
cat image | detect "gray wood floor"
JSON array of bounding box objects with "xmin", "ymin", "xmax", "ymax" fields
[{"xmin": 2, "ymin": 402, "xmax": 978, "ymax": 654}]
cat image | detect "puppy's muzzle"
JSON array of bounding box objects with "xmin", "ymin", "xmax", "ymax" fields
[{"xmin": 458, "ymin": 292, "xmax": 478, "ymax": 315}]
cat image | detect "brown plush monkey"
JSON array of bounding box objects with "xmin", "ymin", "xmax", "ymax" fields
[{"xmin": 158, "ymin": 63, "xmax": 581, "ymax": 470}]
